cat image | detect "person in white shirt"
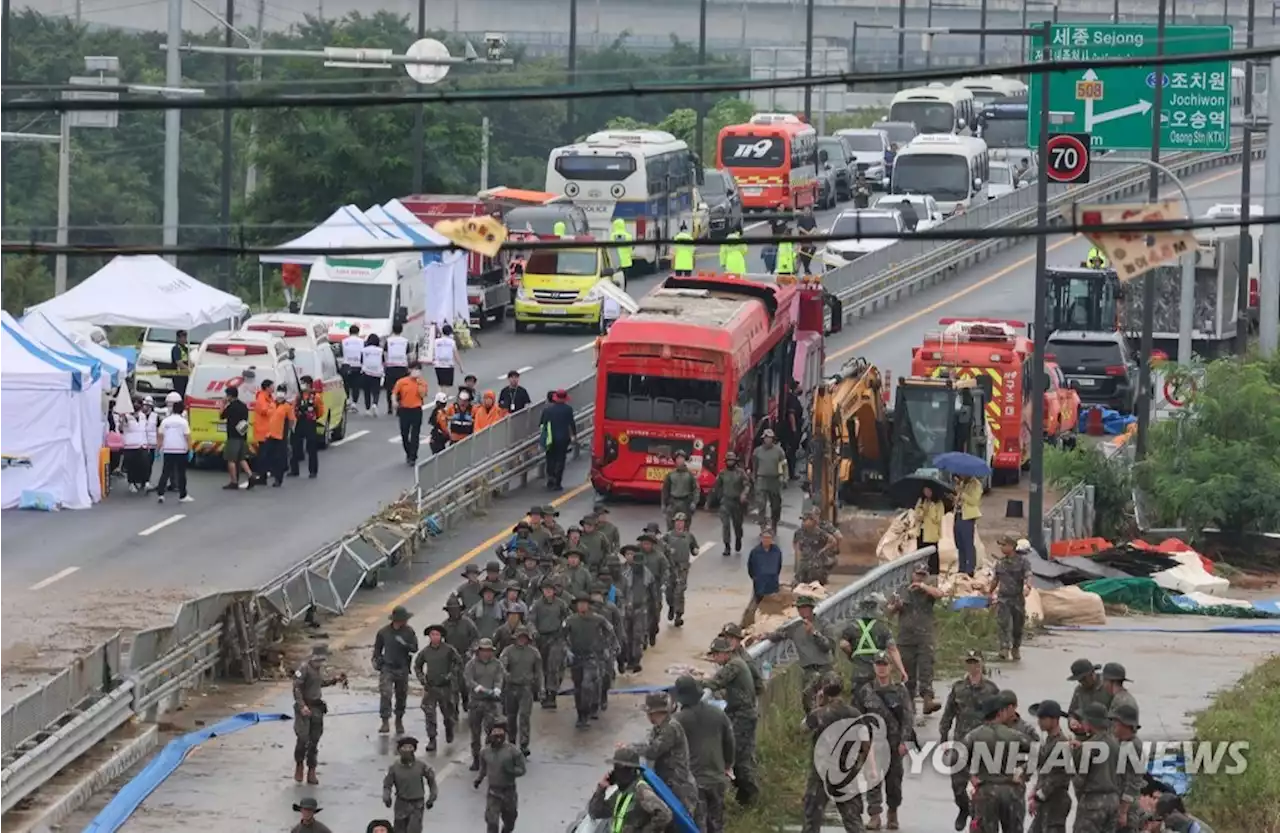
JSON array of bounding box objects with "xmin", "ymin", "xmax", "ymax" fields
[
  {"xmin": 340, "ymin": 324, "xmax": 364, "ymax": 411},
  {"xmin": 601, "ymin": 294, "xmax": 621, "ymax": 333},
  {"xmin": 121, "ymin": 397, "xmax": 157, "ymax": 493},
  {"xmin": 360, "ymin": 333, "xmax": 385, "ymax": 416},
  {"xmin": 155, "ymin": 401, "xmax": 193, "ymax": 503},
  {"xmin": 383, "ymin": 322, "xmax": 411, "ymax": 416},
  {"xmin": 432, "ymin": 324, "xmax": 462, "ymax": 389}
]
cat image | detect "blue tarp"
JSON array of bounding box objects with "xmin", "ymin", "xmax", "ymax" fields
[
  {"xmin": 1077, "ymin": 406, "xmax": 1136, "ymax": 435},
  {"xmin": 641, "ymin": 766, "xmax": 700, "ymax": 833},
  {"xmin": 1148, "ymin": 751, "xmax": 1192, "ymax": 795},
  {"xmin": 951, "ymin": 596, "xmax": 990, "ymax": 610},
  {"xmin": 1047, "ymin": 623, "xmax": 1280, "ymax": 634}
]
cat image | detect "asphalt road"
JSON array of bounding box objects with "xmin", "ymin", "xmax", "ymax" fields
[{"xmin": 0, "ymin": 162, "xmax": 1256, "ymax": 686}]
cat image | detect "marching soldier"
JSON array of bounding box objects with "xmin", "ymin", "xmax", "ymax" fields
[
  {"xmin": 1066, "ymin": 658, "xmax": 1111, "ymax": 738},
  {"xmin": 382, "ymin": 736, "xmax": 438, "ymax": 833},
  {"xmin": 590, "ymin": 583, "xmax": 624, "ymax": 711},
  {"xmin": 578, "ymin": 514, "xmax": 613, "ymax": 575},
  {"xmin": 857, "ymin": 652, "xmax": 916, "ymax": 831},
  {"xmin": 964, "ymin": 695, "xmax": 1032, "ymax": 833},
  {"xmin": 991, "ymin": 535, "xmax": 1032, "ymax": 660},
  {"xmin": 526, "ymin": 506, "xmax": 552, "ymax": 552},
  {"xmin": 291, "ymin": 645, "xmax": 347, "ymax": 785},
  {"xmin": 624, "ymin": 692, "xmax": 700, "ymax": 819},
  {"xmin": 1027, "ymin": 699, "xmax": 1073, "ymax": 833},
  {"xmin": 493, "ymin": 602, "xmax": 529, "ymax": 655},
  {"xmin": 464, "ymin": 638, "xmax": 507, "ymax": 771},
  {"xmin": 588, "ymin": 748, "xmax": 673, "ymax": 832},
  {"xmin": 455, "ymin": 564, "xmax": 485, "ymax": 611},
  {"xmin": 793, "ymin": 510, "xmax": 840, "ymax": 584},
  {"xmin": 709, "ymin": 451, "xmax": 750, "ymax": 555},
  {"xmin": 617, "ymin": 544, "xmax": 653, "ymax": 673},
  {"xmin": 761, "ymin": 595, "xmax": 833, "ymax": 713},
  {"xmin": 499, "ymin": 625, "xmax": 543, "ymax": 756},
  {"xmin": 886, "ymin": 563, "xmax": 943, "ymax": 714},
  {"xmin": 705, "ymin": 636, "xmax": 760, "ymax": 806},
  {"xmin": 414, "ymin": 624, "xmax": 463, "ymax": 752},
  {"xmin": 660, "ymin": 450, "xmax": 700, "ymax": 530},
  {"xmin": 442, "ymin": 596, "xmax": 480, "ymax": 713},
  {"xmin": 672, "ymin": 675, "xmax": 735, "ymax": 833},
  {"xmin": 290, "ymin": 797, "xmax": 333, "ymax": 833},
  {"xmin": 839, "ymin": 595, "xmax": 904, "ymax": 693},
  {"xmin": 564, "ymin": 592, "xmax": 617, "ymax": 728},
  {"xmin": 751, "ymin": 428, "xmax": 787, "ymax": 529},
  {"xmin": 521, "ymin": 554, "xmax": 550, "ymax": 603},
  {"xmin": 637, "ymin": 533, "xmax": 669, "ymax": 644},
  {"xmin": 1072, "ymin": 703, "xmax": 1122, "ymax": 833},
  {"xmin": 374, "ymin": 606, "xmax": 420, "ymax": 736},
  {"xmin": 593, "ymin": 502, "xmax": 621, "ymax": 551},
  {"xmin": 529, "ymin": 579, "xmax": 571, "ymax": 709},
  {"xmin": 939, "ymin": 651, "xmax": 1000, "ymax": 831},
  {"xmin": 663, "ymin": 513, "xmax": 699, "ymax": 628},
  {"xmin": 557, "ymin": 549, "xmax": 594, "ymax": 599},
  {"xmin": 801, "ymin": 677, "xmax": 864, "ymax": 833},
  {"xmin": 539, "ymin": 505, "xmax": 568, "ymax": 556},
  {"xmin": 471, "ymin": 583, "xmax": 505, "ymax": 642},
  {"xmin": 473, "ymin": 717, "xmax": 527, "ymax": 833}
]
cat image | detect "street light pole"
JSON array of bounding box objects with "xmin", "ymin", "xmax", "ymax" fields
[
  {"xmin": 567, "ymin": 0, "xmax": 578, "ymax": 141},
  {"xmin": 163, "ymin": 0, "xmax": 183, "ymax": 265},
  {"xmin": 1029, "ymin": 21, "xmax": 1052, "ymax": 553},
  {"xmin": 803, "ymin": 0, "xmax": 815, "ymax": 122},
  {"xmin": 896, "ymin": 0, "xmax": 907, "ymax": 78},
  {"xmin": 978, "ymin": 0, "xmax": 988, "ymax": 65},
  {"xmin": 1236, "ymin": 0, "xmax": 1257, "ymax": 356},
  {"xmin": 1136, "ymin": 0, "xmax": 1168, "ymax": 460},
  {"xmin": 695, "ymin": 0, "xmax": 707, "ymax": 163},
  {"xmin": 220, "ymin": 0, "xmax": 235, "ymax": 291},
  {"xmin": 411, "ymin": 0, "xmax": 427, "ymax": 193},
  {"xmin": 56, "ymin": 115, "xmax": 71, "ymax": 294}
]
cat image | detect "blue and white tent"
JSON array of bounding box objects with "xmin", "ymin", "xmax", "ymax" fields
[
  {"xmin": 1, "ymin": 312, "xmax": 98, "ymax": 509},
  {"xmin": 22, "ymin": 310, "xmax": 129, "ymax": 386}
]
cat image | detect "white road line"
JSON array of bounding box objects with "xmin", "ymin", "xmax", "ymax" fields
[
  {"xmin": 29, "ymin": 566, "xmax": 80, "ymax": 591},
  {"xmin": 692, "ymin": 542, "xmax": 718, "ymax": 560},
  {"xmin": 572, "ymin": 341, "xmax": 596, "ymax": 354},
  {"xmin": 387, "ymin": 436, "xmax": 431, "ymax": 444},
  {"xmin": 138, "ymin": 514, "xmax": 186, "ymax": 537},
  {"xmin": 329, "ymin": 430, "xmax": 369, "ymax": 447},
  {"xmin": 496, "ymin": 366, "xmax": 534, "ymax": 380},
  {"xmin": 744, "ymin": 220, "xmax": 768, "ymax": 233}
]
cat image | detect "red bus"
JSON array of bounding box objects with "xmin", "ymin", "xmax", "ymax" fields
[
  {"xmin": 591, "ymin": 274, "xmax": 826, "ymax": 500},
  {"xmin": 716, "ymin": 113, "xmax": 819, "ymax": 213}
]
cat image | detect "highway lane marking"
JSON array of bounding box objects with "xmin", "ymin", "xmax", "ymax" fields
[
  {"xmin": 329, "ymin": 430, "xmax": 369, "ymax": 447},
  {"xmin": 387, "ymin": 436, "xmax": 431, "ymax": 444},
  {"xmin": 29, "ymin": 566, "xmax": 80, "ymax": 591},
  {"xmin": 572, "ymin": 341, "xmax": 596, "ymax": 354},
  {"xmin": 138, "ymin": 514, "xmax": 186, "ymax": 537},
  {"xmin": 825, "ymin": 165, "xmax": 1244, "ymax": 365},
  {"xmin": 497, "ymin": 366, "xmax": 533, "ymax": 380},
  {"xmin": 692, "ymin": 542, "xmax": 717, "ymax": 560}
]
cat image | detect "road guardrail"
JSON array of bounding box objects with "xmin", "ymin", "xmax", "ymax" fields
[{"xmin": 2, "ymin": 142, "xmax": 1260, "ymax": 819}]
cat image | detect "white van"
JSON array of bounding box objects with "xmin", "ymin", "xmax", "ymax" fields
[
  {"xmin": 300, "ymin": 252, "xmax": 425, "ymax": 353},
  {"xmin": 241, "ymin": 313, "xmax": 348, "ymax": 446},
  {"xmin": 135, "ymin": 319, "xmax": 238, "ymax": 400},
  {"xmin": 953, "ymin": 75, "xmax": 1028, "ymax": 107},
  {"xmin": 891, "ymin": 134, "xmax": 990, "ymax": 216},
  {"xmin": 890, "ymin": 84, "xmax": 976, "ymax": 135}
]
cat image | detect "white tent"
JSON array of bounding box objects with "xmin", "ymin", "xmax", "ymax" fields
[
  {"xmin": 376, "ymin": 200, "xmax": 469, "ymax": 323},
  {"xmin": 259, "ymin": 204, "xmax": 388, "ymax": 265},
  {"xmin": 22, "ymin": 310, "xmax": 129, "ymax": 386},
  {"xmin": 27, "ymin": 256, "xmax": 248, "ymax": 329},
  {"xmin": 1, "ymin": 313, "xmax": 96, "ymax": 510}
]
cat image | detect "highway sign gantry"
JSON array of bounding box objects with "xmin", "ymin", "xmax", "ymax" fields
[
  {"xmin": 1027, "ymin": 24, "xmax": 1233, "ymax": 152},
  {"xmin": 1045, "ymin": 133, "xmax": 1092, "ymax": 183}
]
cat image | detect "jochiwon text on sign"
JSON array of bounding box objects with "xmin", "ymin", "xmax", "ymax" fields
[{"xmin": 1027, "ymin": 24, "xmax": 1233, "ymax": 152}]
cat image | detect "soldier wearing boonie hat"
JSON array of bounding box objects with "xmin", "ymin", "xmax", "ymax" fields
[
  {"xmin": 415, "ymin": 622, "xmax": 461, "ymax": 751},
  {"xmin": 291, "ymin": 796, "xmax": 331, "ymax": 833},
  {"xmin": 1074, "ymin": 702, "xmax": 1123, "ymax": 831},
  {"xmin": 1028, "ymin": 698, "xmax": 1073, "ymax": 832},
  {"xmin": 662, "ymin": 449, "xmax": 699, "ymax": 532},
  {"xmin": 663, "ymin": 510, "xmax": 699, "ymax": 629},
  {"xmin": 760, "ymin": 594, "xmax": 833, "ymax": 713},
  {"xmin": 939, "ymin": 649, "xmax": 999, "ymax": 830}
]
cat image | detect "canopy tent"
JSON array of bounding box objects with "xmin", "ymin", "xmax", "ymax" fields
[
  {"xmin": 259, "ymin": 205, "xmax": 389, "ymax": 265},
  {"xmin": 1, "ymin": 313, "xmax": 97, "ymax": 509},
  {"xmin": 378, "ymin": 199, "xmax": 453, "ymax": 266},
  {"xmin": 22, "ymin": 310, "xmax": 128, "ymax": 387},
  {"xmin": 27, "ymin": 256, "xmax": 248, "ymax": 330},
  {"xmin": 377, "ymin": 200, "xmax": 468, "ymax": 324}
]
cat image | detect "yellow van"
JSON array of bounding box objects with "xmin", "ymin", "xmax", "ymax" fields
[
  {"xmin": 242, "ymin": 313, "xmax": 348, "ymax": 446},
  {"xmin": 513, "ymin": 241, "xmax": 625, "ymax": 333},
  {"xmin": 186, "ymin": 330, "xmax": 300, "ymax": 461}
]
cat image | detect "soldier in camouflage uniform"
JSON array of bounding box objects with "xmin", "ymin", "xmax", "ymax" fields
[
  {"xmin": 463, "ymin": 638, "xmax": 506, "ymax": 771},
  {"xmin": 939, "ymin": 650, "xmax": 1000, "ymax": 831},
  {"xmin": 564, "ymin": 593, "xmax": 617, "ymax": 728},
  {"xmin": 1066, "ymin": 658, "xmax": 1111, "ymax": 738},
  {"xmin": 474, "ymin": 717, "xmax": 526, "ymax": 833},
  {"xmin": 802, "ymin": 677, "xmax": 865, "ymax": 833},
  {"xmin": 522, "ymin": 554, "xmax": 551, "ymax": 604},
  {"xmin": 529, "ymin": 579, "xmax": 570, "ymax": 709},
  {"xmin": 763, "ymin": 596, "xmax": 833, "ymax": 713},
  {"xmin": 991, "ymin": 535, "xmax": 1032, "ymax": 660},
  {"xmin": 793, "ymin": 510, "xmax": 840, "ymax": 584},
  {"xmin": 578, "ymin": 514, "xmax": 613, "ymax": 575},
  {"xmin": 540, "ymin": 505, "xmax": 567, "ymax": 556},
  {"xmin": 1101, "ymin": 662, "xmax": 1140, "ymax": 721},
  {"xmin": 454, "ymin": 563, "xmax": 486, "ymax": 613},
  {"xmin": 498, "ymin": 626, "xmax": 542, "ymax": 756},
  {"xmin": 1110, "ymin": 703, "xmax": 1146, "ymax": 832},
  {"xmin": 555, "ymin": 549, "xmax": 594, "ymax": 599},
  {"xmin": 291, "ymin": 645, "xmax": 347, "ymax": 785},
  {"xmin": 663, "ymin": 513, "xmax": 699, "ymax": 627},
  {"xmin": 709, "ymin": 450, "xmax": 750, "ymax": 554},
  {"xmin": 999, "ymin": 689, "xmax": 1039, "ymax": 745},
  {"xmin": 413, "ymin": 624, "xmax": 463, "ymax": 751},
  {"xmin": 857, "ymin": 652, "xmax": 916, "ymax": 831},
  {"xmin": 525, "ymin": 506, "xmax": 550, "ymax": 551},
  {"xmin": 886, "ymin": 563, "xmax": 943, "ymax": 713},
  {"xmin": 373, "ymin": 605, "xmax": 419, "ymax": 736},
  {"xmin": 963, "ymin": 695, "xmax": 1032, "ymax": 833},
  {"xmin": 381, "ymin": 735, "xmax": 438, "ymax": 833},
  {"xmin": 637, "ymin": 532, "xmax": 669, "ymax": 642},
  {"xmin": 616, "ymin": 544, "xmax": 653, "ymax": 673},
  {"xmin": 661, "ymin": 450, "xmax": 700, "ymax": 531},
  {"xmin": 492, "ymin": 601, "xmax": 528, "ymax": 655},
  {"xmin": 592, "ymin": 502, "xmax": 621, "ymax": 551},
  {"xmin": 625, "ymin": 692, "xmax": 700, "ymax": 819},
  {"xmin": 587, "ymin": 748, "xmax": 673, "ymax": 833},
  {"xmin": 589, "ymin": 583, "xmax": 624, "ymax": 711},
  {"xmin": 1071, "ymin": 703, "xmax": 1121, "ymax": 833},
  {"xmin": 1027, "ymin": 699, "xmax": 1073, "ymax": 833},
  {"xmin": 706, "ymin": 636, "xmax": 760, "ymax": 805},
  {"xmin": 442, "ymin": 596, "xmax": 480, "ymax": 714},
  {"xmin": 719, "ymin": 623, "xmax": 765, "ymax": 694}
]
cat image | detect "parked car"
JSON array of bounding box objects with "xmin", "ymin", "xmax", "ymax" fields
[
  {"xmin": 834, "ymin": 129, "xmax": 891, "ymax": 190},
  {"xmin": 819, "ymin": 136, "xmax": 856, "ymax": 201},
  {"xmin": 822, "ymin": 208, "xmax": 903, "ymax": 267},
  {"xmin": 817, "ymin": 164, "xmax": 839, "ymax": 209},
  {"xmin": 872, "ymin": 192, "xmax": 944, "ymax": 231},
  {"xmin": 700, "ymin": 168, "xmax": 744, "ymax": 238},
  {"xmin": 1046, "ymin": 329, "xmax": 1139, "ymax": 414}
]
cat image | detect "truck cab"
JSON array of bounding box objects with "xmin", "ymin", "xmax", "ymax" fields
[
  {"xmin": 1044, "ymin": 266, "xmax": 1122, "ymax": 337},
  {"xmin": 888, "ymin": 376, "xmax": 991, "ymax": 492}
]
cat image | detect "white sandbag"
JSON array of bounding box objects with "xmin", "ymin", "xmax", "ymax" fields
[
  {"xmin": 876, "ymin": 510, "xmax": 919, "ymax": 564},
  {"xmin": 1039, "ymin": 586, "xmax": 1107, "ymax": 626},
  {"xmin": 1179, "ymin": 591, "xmax": 1254, "ymax": 609},
  {"xmin": 1025, "ymin": 586, "xmax": 1044, "ymax": 625},
  {"xmin": 1152, "ymin": 551, "xmax": 1231, "ymax": 597}
]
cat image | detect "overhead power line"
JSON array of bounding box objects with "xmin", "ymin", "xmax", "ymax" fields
[
  {"xmin": 6, "ymin": 211, "xmax": 1276, "ymax": 258},
  {"xmin": 4, "ymin": 42, "xmax": 1276, "ymax": 115}
]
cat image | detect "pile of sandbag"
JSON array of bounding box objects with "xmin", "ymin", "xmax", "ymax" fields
[
  {"xmin": 743, "ymin": 582, "xmax": 830, "ymax": 639},
  {"xmin": 875, "ymin": 507, "xmax": 993, "ymax": 573},
  {"xmin": 1038, "ymin": 585, "xmax": 1107, "ymax": 625}
]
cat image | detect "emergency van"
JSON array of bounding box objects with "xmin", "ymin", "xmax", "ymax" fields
[
  {"xmin": 299, "ymin": 251, "xmax": 425, "ymax": 352},
  {"xmin": 513, "ymin": 240, "xmax": 626, "ymax": 332},
  {"xmin": 186, "ymin": 330, "xmax": 301, "ymax": 461},
  {"xmin": 241, "ymin": 314, "xmax": 347, "ymax": 446}
]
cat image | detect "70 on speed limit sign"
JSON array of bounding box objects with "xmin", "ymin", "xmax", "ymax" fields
[{"xmin": 1045, "ymin": 133, "xmax": 1092, "ymax": 184}]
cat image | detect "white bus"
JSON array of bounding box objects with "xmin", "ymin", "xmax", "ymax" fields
[
  {"xmin": 953, "ymin": 75, "xmax": 1028, "ymax": 107},
  {"xmin": 891, "ymin": 134, "xmax": 990, "ymax": 216},
  {"xmin": 545, "ymin": 129, "xmax": 698, "ymax": 270},
  {"xmin": 890, "ymin": 84, "xmax": 977, "ymax": 135}
]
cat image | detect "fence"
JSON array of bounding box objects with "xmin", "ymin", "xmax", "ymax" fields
[
  {"xmin": 1043, "ymin": 482, "xmax": 1097, "ymax": 553},
  {"xmin": 2, "ymin": 142, "xmax": 1258, "ymax": 818}
]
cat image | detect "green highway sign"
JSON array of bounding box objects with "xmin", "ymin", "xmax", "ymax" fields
[{"xmin": 1027, "ymin": 24, "xmax": 1233, "ymax": 152}]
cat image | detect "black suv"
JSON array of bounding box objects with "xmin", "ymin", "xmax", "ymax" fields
[
  {"xmin": 700, "ymin": 168, "xmax": 744, "ymax": 238},
  {"xmin": 1046, "ymin": 330, "xmax": 1139, "ymax": 414},
  {"xmin": 818, "ymin": 137, "xmax": 855, "ymax": 201}
]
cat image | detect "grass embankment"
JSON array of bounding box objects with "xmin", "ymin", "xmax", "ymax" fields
[
  {"xmin": 728, "ymin": 606, "xmax": 1006, "ymax": 832},
  {"xmin": 1188, "ymin": 655, "xmax": 1280, "ymax": 833}
]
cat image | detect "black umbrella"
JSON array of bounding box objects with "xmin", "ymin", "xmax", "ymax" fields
[{"xmin": 890, "ymin": 467, "xmax": 955, "ymax": 508}]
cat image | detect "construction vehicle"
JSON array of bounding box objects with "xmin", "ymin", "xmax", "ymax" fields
[{"xmin": 1044, "ymin": 265, "xmax": 1123, "ymax": 337}]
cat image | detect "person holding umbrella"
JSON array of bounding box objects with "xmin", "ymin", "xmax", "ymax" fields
[
  {"xmin": 893, "ymin": 467, "xmax": 953, "ymax": 575},
  {"xmin": 932, "ymin": 452, "xmax": 990, "ymax": 577}
]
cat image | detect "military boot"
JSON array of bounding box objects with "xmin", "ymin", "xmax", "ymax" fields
[
  {"xmin": 1012, "ymin": 647, "xmax": 1022, "ymax": 661},
  {"xmin": 470, "ymin": 757, "xmax": 481, "ymax": 771},
  {"xmin": 673, "ymin": 616, "xmax": 683, "ymax": 628},
  {"xmin": 723, "ymin": 539, "xmax": 732, "ymax": 557},
  {"xmin": 293, "ymin": 762, "xmax": 304, "ymax": 783},
  {"xmin": 886, "ymin": 809, "xmax": 899, "ymax": 830},
  {"xmin": 954, "ymin": 799, "xmax": 970, "ymax": 831},
  {"xmin": 394, "ymin": 716, "xmax": 405, "ymax": 736},
  {"xmin": 379, "ymin": 717, "xmax": 391, "ymax": 734},
  {"xmin": 425, "ymin": 736, "xmax": 438, "ymax": 752},
  {"xmin": 306, "ymin": 766, "xmax": 319, "ymax": 785},
  {"xmin": 867, "ymin": 812, "xmax": 882, "ymax": 830},
  {"xmin": 445, "ymin": 722, "xmax": 455, "ymax": 743},
  {"xmin": 922, "ymin": 694, "xmax": 942, "ymax": 715}
]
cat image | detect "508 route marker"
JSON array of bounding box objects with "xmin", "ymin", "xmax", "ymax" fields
[{"xmin": 1045, "ymin": 133, "xmax": 1092, "ymax": 184}]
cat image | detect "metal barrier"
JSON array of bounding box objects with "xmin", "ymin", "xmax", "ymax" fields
[{"xmin": 1043, "ymin": 482, "xmax": 1096, "ymax": 552}]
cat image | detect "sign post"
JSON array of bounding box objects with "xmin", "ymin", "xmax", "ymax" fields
[{"xmin": 1027, "ymin": 24, "xmax": 1233, "ymax": 151}]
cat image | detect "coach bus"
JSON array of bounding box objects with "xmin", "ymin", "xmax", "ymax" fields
[
  {"xmin": 953, "ymin": 75, "xmax": 1028, "ymax": 107},
  {"xmin": 590, "ymin": 274, "xmax": 826, "ymax": 500},
  {"xmin": 546, "ymin": 129, "xmax": 698, "ymax": 270},
  {"xmin": 891, "ymin": 134, "xmax": 990, "ymax": 217},
  {"xmin": 890, "ymin": 84, "xmax": 976, "ymax": 135},
  {"xmin": 716, "ymin": 113, "xmax": 819, "ymax": 213}
]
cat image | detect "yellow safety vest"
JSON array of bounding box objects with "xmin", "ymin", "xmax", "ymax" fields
[
  {"xmin": 853, "ymin": 619, "xmax": 879, "ymax": 656},
  {"xmin": 163, "ymin": 343, "xmax": 191, "ymax": 378},
  {"xmin": 776, "ymin": 241, "xmax": 796, "ymax": 275},
  {"xmin": 613, "ymin": 232, "xmax": 634, "ymax": 269},
  {"xmin": 673, "ymin": 233, "xmax": 696, "ymax": 271},
  {"xmin": 612, "ymin": 792, "xmax": 634, "ymax": 833},
  {"xmin": 1087, "ymin": 246, "xmax": 1108, "ymax": 267}
]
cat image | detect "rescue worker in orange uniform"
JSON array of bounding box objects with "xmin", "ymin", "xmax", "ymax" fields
[
  {"xmin": 392, "ymin": 363, "xmax": 428, "ymax": 465},
  {"xmin": 474, "ymin": 390, "xmax": 503, "ymax": 431},
  {"xmin": 438, "ymin": 389, "xmax": 477, "ymax": 444},
  {"xmin": 251, "ymin": 378, "xmax": 275, "ymax": 484},
  {"xmin": 264, "ymin": 386, "xmax": 295, "ymax": 487},
  {"xmin": 290, "ymin": 375, "xmax": 327, "ymax": 479}
]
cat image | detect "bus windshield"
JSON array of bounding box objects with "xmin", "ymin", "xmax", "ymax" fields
[
  {"xmin": 720, "ymin": 134, "xmax": 786, "ymax": 167},
  {"xmin": 889, "ymin": 101, "xmax": 956, "ymax": 134},
  {"xmin": 553, "ymin": 154, "xmax": 637, "ymax": 181},
  {"xmin": 604, "ymin": 372, "xmax": 722, "ymax": 428},
  {"xmin": 894, "ymin": 155, "xmax": 972, "ymax": 200},
  {"xmin": 979, "ymin": 117, "xmax": 1028, "ymax": 148},
  {"xmin": 301, "ymin": 281, "xmax": 393, "ymax": 320}
]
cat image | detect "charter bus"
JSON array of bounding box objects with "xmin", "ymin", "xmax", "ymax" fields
[
  {"xmin": 889, "ymin": 84, "xmax": 977, "ymax": 135},
  {"xmin": 716, "ymin": 113, "xmax": 819, "ymax": 213},
  {"xmin": 590, "ymin": 274, "xmax": 826, "ymax": 500},
  {"xmin": 891, "ymin": 134, "xmax": 990, "ymax": 217},
  {"xmin": 545, "ymin": 129, "xmax": 697, "ymax": 270},
  {"xmin": 977, "ymin": 101, "xmax": 1028, "ymax": 150},
  {"xmin": 953, "ymin": 75, "xmax": 1028, "ymax": 107}
]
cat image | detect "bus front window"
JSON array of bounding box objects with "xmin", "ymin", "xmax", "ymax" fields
[
  {"xmin": 604, "ymin": 373, "xmax": 722, "ymax": 429},
  {"xmin": 893, "ymin": 155, "xmax": 972, "ymax": 201},
  {"xmin": 978, "ymin": 118, "xmax": 1028, "ymax": 148},
  {"xmin": 889, "ymin": 102, "xmax": 956, "ymax": 134}
]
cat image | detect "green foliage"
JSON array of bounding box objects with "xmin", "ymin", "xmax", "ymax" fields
[
  {"xmin": 1044, "ymin": 445, "xmax": 1135, "ymax": 540},
  {"xmin": 821, "ymin": 108, "xmax": 890, "ymax": 133},
  {"xmin": 1136, "ymin": 357, "xmax": 1280, "ymax": 535},
  {"xmin": 1190, "ymin": 655, "xmax": 1280, "ymax": 833},
  {"xmin": 0, "ymin": 256, "xmax": 54, "ymax": 314}
]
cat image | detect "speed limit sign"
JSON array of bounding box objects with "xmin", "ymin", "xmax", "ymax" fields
[{"xmin": 1045, "ymin": 133, "xmax": 1092, "ymax": 184}]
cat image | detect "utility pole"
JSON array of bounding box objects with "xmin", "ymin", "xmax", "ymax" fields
[
  {"xmin": 896, "ymin": 0, "xmax": 906, "ymax": 77},
  {"xmin": 2, "ymin": 0, "xmax": 11, "ymax": 212},
  {"xmin": 220, "ymin": 0, "xmax": 235, "ymax": 291},
  {"xmin": 244, "ymin": 0, "xmax": 265, "ymax": 199},
  {"xmin": 1028, "ymin": 22, "xmax": 1051, "ymax": 553},
  {"xmin": 695, "ymin": 0, "xmax": 708, "ymax": 163},
  {"xmin": 1136, "ymin": 0, "xmax": 1168, "ymax": 460},
  {"xmin": 411, "ymin": 0, "xmax": 427, "ymax": 193},
  {"xmin": 803, "ymin": 0, "xmax": 815, "ymax": 122},
  {"xmin": 56, "ymin": 115, "xmax": 71, "ymax": 294},
  {"xmin": 567, "ymin": 0, "xmax": 578, "ymax": 142},
  {"xmin": 163, "ymin": 0, "xmax": 182, "ymax": 264},
  {"xmin": 1237, "ymin": 0, "xmax": 1256, "ymax": 356},
  {"xmin": 1261, "ymin": 57, "xmax": 1280, "ymax": 357},
  {"xmin": 978, "ymin": 0, "xmax": 988, "ymax": 65}
]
